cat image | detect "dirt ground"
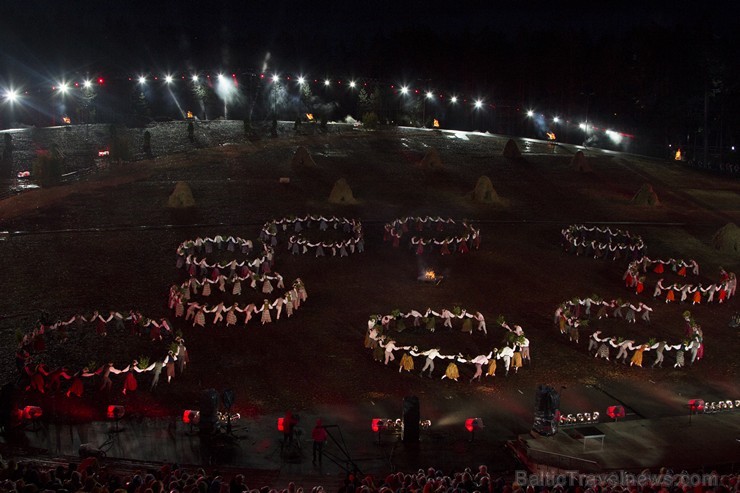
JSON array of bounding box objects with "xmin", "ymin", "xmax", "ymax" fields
[{"xmin": 0, "ymin": 127, "xmax": 738, "ymax": 458}]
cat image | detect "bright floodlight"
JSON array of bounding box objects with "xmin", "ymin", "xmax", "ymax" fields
[
  {"xmin": 553, "ymin": 116, "xmax": 560, "ymax": 123},
  {"xmin": 83, "ymin": 80, "xmax": 92, "ymax": 89},
  {"xmin": 474, "ymin": 99, "xmax": 483, "ymax": 109},
  {"xmin": 324, "ymin": 79, "xmax": 330, "ymax": 86},
  {"xmin": 526, "ymin": 110, "xmax": 534, "ymax": 117},
  {"xmin": 164, "ymin": 75, "xmax": 174, "ymax": 84},
  {"xmin": 426, "ymin": 91, "xmax": 434, "ymax": 99},
  {"xmin": 297, "ymin": 76, "xmax": 305, "ymax": 85},
  {"xmin": 58, "ymin": 82, "xmax": 69, "ymax": 94},
  {"xmin": 400, "ymin": 86, "xmax": 409, "ymax": 95},
  {"xmin": 138, "ymin": 76, "xmax": 147, "ymax": 85},
  {"xmin": 450, "ymin": 96, "xmax": 458, "ymax": 103},
  {"xmin": 349, "ymin": 80, "xmax": 356, "ymax": 88},
  {"xmin": 271, "ymin": 74, "xmax": 279, "ymax": 83},
  {"xmin": 191, "ymin": 75, "xmax": 199, "ymax": 82},
  {"xmin": 4, "ymin": 89, "xmax": 18, "ymax": 102},
  {"xmin": 606, "ymin": 129, "xmax": 623, "ymax": 144},
  {"xmin": 579, "ymin": 122, "xmax": 587, "ymax": 130},
  {"xmin": 217, "ymin": 73, "xmax": 225, "ymax": 81}
]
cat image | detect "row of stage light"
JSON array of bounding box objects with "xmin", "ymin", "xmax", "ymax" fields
[{"xmin": 0, "ymin": 71, "xmax": 630, "ymax": 138}]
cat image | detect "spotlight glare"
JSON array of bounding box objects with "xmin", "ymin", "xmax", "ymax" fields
[
  {"xmin": 426, "ymin": 91, "xmax": 434, "ymax": 99},
  {"xmin": 474, "ymin": 99, "xmax": 483, "ymax": 109},
  {"xmin": 138, "ymin": 76, "xmax": 147, "ymax": 85},
  {"xmin": 297, "ymin": 76, "xmax": 305, "ymax": 85},
  {"xmin": 526, "ymin": 110, "xmax": 534, "ymax": 117},
  {"xmin": 217, "ymin": 73, "xmax": 225, "ymax": 81},
  {"xmin": 450, "ymin": 96, "xmax": 458, "ymax": 103},
  {"xmin": 324, "ymin": 79, "xmax": 330, "ymax": 86},
  {"xmin": 4, "ymin": 89, "xmax": 18, "ymax": 102},
  {"xmin": 400, "ymin": 86, "xmax": 409, "ymax": 95},
  {"xmin": 58, "ymin": 82, "xmax": 69, "ymax": 94},
  {"xmin": 191, "ymin": 75, "xmax": 199, "ymax": 82},
  {"xmin": 164, "ymin": 75, "xmax": 174, "ymax": 84},
  {"xmin": 83, "ymin": 80, "xmax": 92, "ymax": 89},
  {"xmin": 579, "ymin": 122, "xmax": 587, "ymax": 130},
  {"xmin": 553, "ymin": 116, "xmax": 560, "ymax": 123},
  {"xmin": 349, "ymin": 80, "xmax": 356, "ymax": 88},
  {"xmin": 271, "ymin": 74, "xmax": 279, "ymax": 83}
]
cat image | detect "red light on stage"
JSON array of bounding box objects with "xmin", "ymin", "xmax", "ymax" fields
[
  {"xmin": 23, "ymin": 406, "xmax": 43, "ymax": 420},
  {"xmin": 465, "ymin": 418, "xmax": 484, "ymax": 433},
  {"xmin": 277, "ymin": 417, "xmax": 285, "ymax": 432},
  {"xmin": 106, "ymin": 405, "xmax": 125, "ymax": 420},
  {"xmin": 371, "ymin": 418, "xmax": 388, "ymax": 432},
  {"xmin": 688, "ymin": 399, "xmax": 705, "ymax": 413},
  {"xmin": 97, "ymin": 78, "xmax": 104, "ymax": 85},
  {"xmin": 606, "ymin": 405, "xmax": 625, "ymax": 420},
  {"xmin": 182, "ymin": 410, "xmax": 200, "ymax": 425}
]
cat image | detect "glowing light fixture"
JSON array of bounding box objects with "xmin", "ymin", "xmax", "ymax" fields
[
  {"xmin": 164, "ymin": 75, "xmax": 174, "ymax": 84},
  {"xmin": 3, "ymin": 89, "xmax": 18, "ymax": 102},
  {"xmin": 579, "ymin": 122, "xmax": 587, "ymax": 130},
  {"xmin": 553, "ymin": 116, "xmax": 560, "ymax": 123},
  {"xmin": 474, "ymin": 99, "xmax": 483, "ymax": 109},
  {"xmin": 191, "ymin": 75, "xmax": 199, "ymax": 82},
  {"xmin": 450, "ymin": 96, "xmax": 458, "ymax": 103},
  {"xmin": 400, "ymin": 86, "xmax": 409, "ymax": 95},
  {"xmin": 349, "ymin": 80, "xmax": 356, "ymax": 88},
  {"xmin": 527, "ymin": 110, "xmax": 534, "ymax": 117},
  {"xmin": 138, "ymin": 76, "xmax": 147, "ymax": 85},
  {"xmin": 83, "ymin": 80, "xmax": 92, "ymax": 89},
  {"xmin": 271, "ymin": 74, "xmax": 279, "ymax": 83},
  {"xmin": 324, "ymin": 79, "xmax": 330, "ymax": 86},
  {"xmin": 426, "ymin": 91, "xmax": 434, "ymax": 99},
  {"xmin": 297, "ymin": 76, "xmax": 305, "ymax": 85},
  {"xmin": 58, "ymin": 82, "xmax": 69, "ymax": 94}
]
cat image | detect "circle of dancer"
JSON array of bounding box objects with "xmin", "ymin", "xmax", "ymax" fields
[
  {"xmin": 16, "ymin": 310, "xmax": 189, "ymax": 397},
  {"xmin": 364, "ymin": 309, "xmax": 530, "ymax": 381},
  {"xmin": 561, "ymin": 224, "xmax": 645, "ymax": 261},
  {"xmin": 260, "ymin": 214, "xmax": 364, "ymax": 257},
  {"xmin": 169, "ymin": 273, "xmax": 307, "ymax": 327},
  {"xmin": 175, "ymin": 235, "xmax": 273, "ymax": 279},
  {"xmin": 384, "ymin": 216, "xmax": 481, "ymax": 255},
  {"xmin": 624, "ymin": 257, "xmax": 736, "ymax": 304},
  {"xmin": 555, "ymin": 298, "xmax": 704, "ymax": 368}
]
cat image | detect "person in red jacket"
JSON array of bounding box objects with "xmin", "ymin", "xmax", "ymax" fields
[{"xmin": 312, "ymin": 418, "xmax": 328, "ymax": 465}]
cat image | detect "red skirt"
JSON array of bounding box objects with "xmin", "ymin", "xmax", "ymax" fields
[{"xmin": 123, "ymin": 373, "xmax": 138, "ymax": 393}]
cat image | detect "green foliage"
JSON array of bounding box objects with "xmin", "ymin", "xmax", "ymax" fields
[
  {"xmin": 169, "ymin": 342, "xmax": 179, "ymax": 354},
  {"xmin": 138, "ymin": 355, "xmax": 150, "ymax": 368},
  {"xmin": 496, "ymin": 315, "xmax": 506, "ymax": 326},
  {"xmin": 362, "ymin": 111, "xmax": 379, "ymax": 129},
  {"xmin": 391, "ymin": 309, "xmax": 401, "ymax": 318},
  {"xmin": 32, "ymin": 144, "xmax": 64, "ymax": 187},
  {"xmin": 452, "ymin": 306, "xmax": 463, "ymax": 316}
]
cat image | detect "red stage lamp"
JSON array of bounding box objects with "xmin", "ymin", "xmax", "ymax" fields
[
  {"xmin": 465, "ymin": 418, "xmax": 484, "ymax": 433},
  {"xmin": 277, "ymin": 417, "xmax": 285, "ymax": 432},
  {"xmin": 606, "ymin": 405, "xmax": 625, "ymax": 420},
  {"xmin": 106, "ymin": 405, "xmax": 125, "ymax": 420},
  {"xmin": 371, "ymin": 418, "xmax": 389, "ymax": 433},
  {"xmin": 182, "ymin": 410, "xmax": 200, "ymax": 425},
  {"xmin": 688, "ymin": 399, "xmax": 705, "ymax": 413},
  {"xmin": 23, "ymin": 406, "xmax": 43, "ymax": 420}
]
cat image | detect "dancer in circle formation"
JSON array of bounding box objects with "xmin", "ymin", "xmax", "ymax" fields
[
  {"xmin": 16, "ymin": 311, "xmax": 188, "ymax": 397},
  {"xmin": 364, "ymin": 310, "xmax": 530, "ymax": 381},
  {"xmin": 260, "ymin": 215, "xmax": 364, "ymax": 257},
  {"xmin": 561, "ymin": 224, "xmax": 646, "ymax": 261},
  {"xmin": 384, "ymin": 216, "xmax": 481, "ymax": 255}
]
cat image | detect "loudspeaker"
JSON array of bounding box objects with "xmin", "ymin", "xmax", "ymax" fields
[
  {"xmin": 199, "ymin": 388, "xmax": 219, "ymax": 434},
  {"xmin": 402, "ymin": 395, "xmax": 420, "ymax": 443}
]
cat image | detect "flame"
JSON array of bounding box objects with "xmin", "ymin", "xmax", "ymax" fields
[
  {"xmin": 546, "ymin": 132, "xmax": 556, "ymax": 141},
  {"xmin": 433, "ymin": 119, "xmax": 440, "ymax": 128},
  {"xmin": 306, "ymin": 113, "xmax": 314, "ymax": 121},
  {"xmin": 674, "ymin": 149, "xmax": 682, "ymax": 161},
  {"xmin": 62, "ymin": 116, "xmax": 71, "ymax": 124},
  {"xmin": 186, "ymin": 111, "xmax": 193, "ymax": 119},
  {"xmin": 424, "ymin": 270, "xmax": 436, "ymax": 280}
]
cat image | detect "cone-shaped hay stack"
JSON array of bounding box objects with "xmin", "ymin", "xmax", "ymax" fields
[
  {"xmin": 503, "ymin": 139, "xmax": 521, "ymax": 159},
  {"xmin": 167, "ymin": 181, "xmax": 195, "ymax": 208},
  {"xmin": 291, "ymin": 146, "xmax": 317, "ymax": 168},
  {"xmin": 631, "ymin": 183, "xmax": 660, "ymax": 206},
  {"xmin": 472, "ymin": 176, "xmax": 504, "ymax": 204},
  {"xmin": 328, "ymin": 178, "xmax": 357, "ymax": 204},
  {"xmin": 571, "ymin": 150, "xmax": 592, "ymax": 172},
  {"xmin": 419, "ymin": 148, "xmax": 443, "ymax": 170},
  {"xmin": 711, "ymin": 223, "xmax": 740, "ymax": 254}
]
